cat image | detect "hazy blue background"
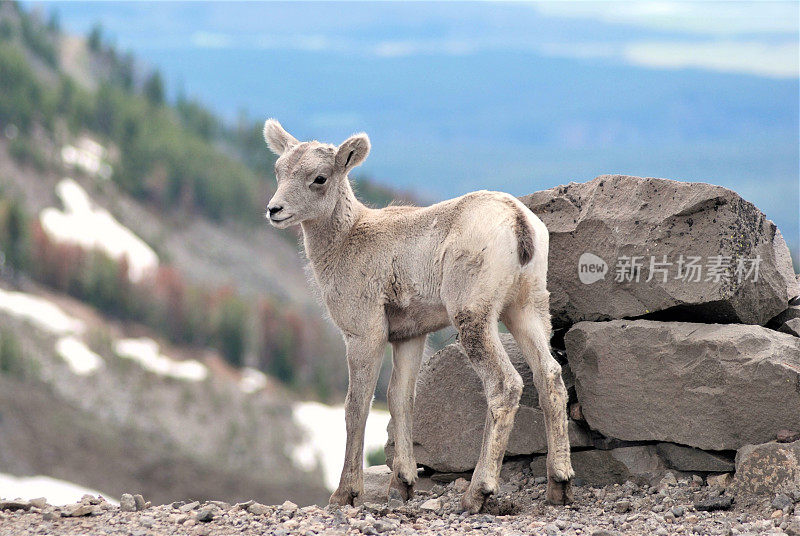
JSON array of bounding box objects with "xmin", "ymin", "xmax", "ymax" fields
[{"xmin": 32, "ymin": 1, "xmax": 799, "ymax": 255}]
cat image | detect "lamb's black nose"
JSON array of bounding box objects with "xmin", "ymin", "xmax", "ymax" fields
[{"xmin": 268, "ymin": 205, "xmax": 283, "ymax": 216}]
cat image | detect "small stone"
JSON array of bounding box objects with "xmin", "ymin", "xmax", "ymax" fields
[
  {"xmin": 387, "ymin": 497, "xmax": 403, "ymax": 510},
  {"xmin": 591, "ymin": 531, "xmax": 621, "ymax": 536},
  {"xmin": 140, "ymin": 516, "xmax": 154, "ymax": 528},
  {"xmin": 686, "ymin": 514, "xmax": 699, "ymax": 524},
  {"xmin": 280, "ymin": 500, "xmax": 298, "ymax": 513},
  {"xmin": 498, "ymin": 482, "xmax": 517, "ymax": 495},
  {"xmin": 42, "ymin": 509, "xmax": 59, "ymax": 521},
  {"xmin": 362, "ymin": 502, "xmax": 384, "ymax": 515},
  {"xmin": 180, "ymin": 501, "xmax": 201, "ymax": 512},
  {"xmin": 120, "ymin": 494, "xmax": 136, "ymax": 512},
  {"xmin": 544, "ymin": 523, "xmax": 560, "ymax": 535},
  {"xmin": 695, "ymin": 495, "xmax": 733, "ymax": 511},
  {"xmin": 772, "ymin": 509, "xmax": 785, "ymax": 519},
  {"xmin": 534, "ymin": 476, "xmax": 547, "ymax": 485},
  {"xmin": 777, "ymin": 430, "xmax": 800, "ymax": 443},
  {"xmin": 247, "ymin": 502, "xmax": 270, "ymax": 515},
  {"xmin": 430, "ymin": 484, "xmax": 446, "ymax": 496},
  {"xmin": 360, "ymin": 525, "xmax": 378, "ymax": 536},
  {"xmin": 671, "ymin": 505, "xmax": 685, "ymax": 517},
  {"xmin": 374, "ymin": 518, "xmax": 399, "ymax": 532},
  {"xmin": 0, "ymin": 499, "xmax": 31, "ymax": 511},
  {"xmin": 62, "ymin": 503, "xmax": 94, "ymax": 517},
  {"xmin": 707, "ymin": 473, "xmax": 733, "ymax": 489},
  {"xmin": 28, "ymin": 497, "xmax": 47, "ymax": 509},
  {"xmin": 692, "ymin": 475, "xmax": 703, "ymax": 485},
  {"xmin": 420, "ymin": 498, "xmax": 442, "ymax": 513},
  {"xmin": 774, "ymin": 493, "xmax": 793, "ymax": 511},
  {"xmin": 660, "ymin": 472, "xmax": 678, "ymax": 487},
  {"xmin": 133, "ymin": 494, "xmax": 146, "ymax": 511},
  {"xmin": 454, "ymin": 478, "xmax": 470, "ymax": 492},
  {"xmin": 196, "ymin": 507, "xmax": 215, "ymax": 522},
  {"xmin": 614, "ymin": 500, "xmax": 631, "ymax": 513}
]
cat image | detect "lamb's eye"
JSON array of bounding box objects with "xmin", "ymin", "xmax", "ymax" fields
[{"xmin": 313, "ymin": 175, "xmax": 327, "ymax": 185}]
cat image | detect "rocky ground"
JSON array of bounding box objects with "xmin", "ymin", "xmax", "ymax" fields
[{"xmin": 3, "ymin": 468, "xmax": 800, "ymax": 536}]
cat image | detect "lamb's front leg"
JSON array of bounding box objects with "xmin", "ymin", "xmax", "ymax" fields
[{"xmin": 329, "ymin": 332, "xmax": 386, "ymax": 506}]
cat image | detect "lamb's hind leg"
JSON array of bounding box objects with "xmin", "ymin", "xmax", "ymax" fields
[
  {"xmin": 454, "ymin": 309, "xmax": 523, "ymax": 513},
  {"xmin": 504, "ymin": 291, "xmax": 574, "ymax": 504},
  {"xmin": 387, "ymin": 335, "xmax": 426, "ymax": 500}
]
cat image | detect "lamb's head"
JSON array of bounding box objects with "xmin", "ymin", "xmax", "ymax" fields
[{"xmin": 263, "ymin": 119, "xmax": 370, "ymax": 228}]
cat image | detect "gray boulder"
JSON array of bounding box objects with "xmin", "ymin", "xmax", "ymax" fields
[
  {"xmin": 386, "ymin": 334, "xmax": 590, "ymax": 473},
  {"xmin": 781, "ymin": 318, "xmax": 800, "ymax": 337},
  {"xmin": 529, "ymin": 446, "xmax": 666, "ymax": 486},
  {"xmin": 520, "ymin": 175, "xmax": 799, "ymax": 328},
  {"xmin": 770, "ymin": 306, "xmax": 800, "ymax": 337},
  {"xmin": 564, "ymin": 320, "xmax": 800, "ymax": 451},
  {"xmin": 655, "ymin": 443, "xmax": 735, "ymax": 473},
  {"xmin": 360, "ymin": 464, "xmax": 392, "ymax": 504},
  {"xmin": 734, "ymin": 440, "xmax": 800, "ymax": 495}
]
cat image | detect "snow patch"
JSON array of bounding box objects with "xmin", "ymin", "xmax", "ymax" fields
[
  {"xmin": 0, "ymin": 287, "xmax": 85, "ymax": 335},
  {"xmin": 40, "ymin": 179, "xmax": 159, "ymax": 282},
  {"xmin": 291, "ymin": 401, "xmax": 391, "ymax": 491},
  {"xmin": 55, "ymin": 336, "xmax": 103, "ymax": 376},
  {"xmin": 239, "ymin": 367, "xmax": 268, "ymax": 394},
  {"xmin": 114, "ymin": 337, "xmax": 208, "ymax": 382},
  {"xmin": 61, "ymin": 137, "xmax": 112, "ymax": 180},
  {"xmin": 0, "ymin": 473, "xmax": 116, "ymax": 506}
]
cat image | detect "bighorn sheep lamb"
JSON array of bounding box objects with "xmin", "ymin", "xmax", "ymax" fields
[{"xmin": 263, "ymin": 119, "xmax": 574, "ymax": 513}]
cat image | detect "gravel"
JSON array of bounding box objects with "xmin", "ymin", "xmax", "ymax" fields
[{"xmin": 1, "ymin": 473, "xmax": 799, "ymax": 536}]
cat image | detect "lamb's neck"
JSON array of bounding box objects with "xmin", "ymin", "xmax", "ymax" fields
[{"xmin": 301, "ymin": 182, "xmax": 364, "ymax": 269}]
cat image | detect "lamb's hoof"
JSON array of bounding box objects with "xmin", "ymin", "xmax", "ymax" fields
[
  {"xmin": 329, "ymin": 487, "xmax": 357, "ymax": 507},
  {"xmin": 389, "ymin": 473, "xmax": 415, "ymax": 501},
  {"xmin": 546, "ymin": 476, "xmax": 573, "ymax": 505},
  {"xmin": 548, "ymin": 457, "xmax": 575, "ymax": 483},
  {"xmin": 459, "ymin": 482, "xmax": 493, "ymax": 514}
]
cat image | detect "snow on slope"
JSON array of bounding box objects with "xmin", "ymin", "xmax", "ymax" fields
[
  {"xmin": 0, "ymin": 286, "xmax": 273, "ymax": 386},
  {"xmin": 291, "ymin": 401, "xmax": 391, "ymax": 491},
  {"xmin": 239, "ymin": 367, "xmax": 268, "ymax": 394},
  {"xmin": 0, "ymin": 473, "xmax": 116, "ymax": 506},
  {"xmin": 114, "ymin": 337, "xmax": 208, "ymax": 382},
  {"xmin": 0, "ymin": 286, "xmax": 106, "ymax": 375},
  {"xmin": 61, "ymin": 137, "xmax": 113, "ymax": 181},
  {"xmin": 0, "ymin": 287, "xmax": 85, "ymax": 335},
  {"xmin": 55, "ymin": 337, "xmax": 103, "ymax": 376},
  {"xmin": 40, "ymin": 179, "xmax": 158, "ymax": 282}
]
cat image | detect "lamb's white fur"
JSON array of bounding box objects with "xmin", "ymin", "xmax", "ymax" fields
[{"xmin": 263, "ymin": 119, "xmax": 574, "ymax": 513}]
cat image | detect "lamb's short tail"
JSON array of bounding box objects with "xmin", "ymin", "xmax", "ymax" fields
[{"xmin": 514, "ymin": 206, "xmax": 535, "ymax": 266}]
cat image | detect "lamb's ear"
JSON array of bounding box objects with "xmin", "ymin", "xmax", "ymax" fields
[
  {"xmin": 335, "ymin": 133, "xmax": 370, "ymax": 174},
  {"xmin": 263, "ymin": 118, "xmax": 299, "ymax": 155}
]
